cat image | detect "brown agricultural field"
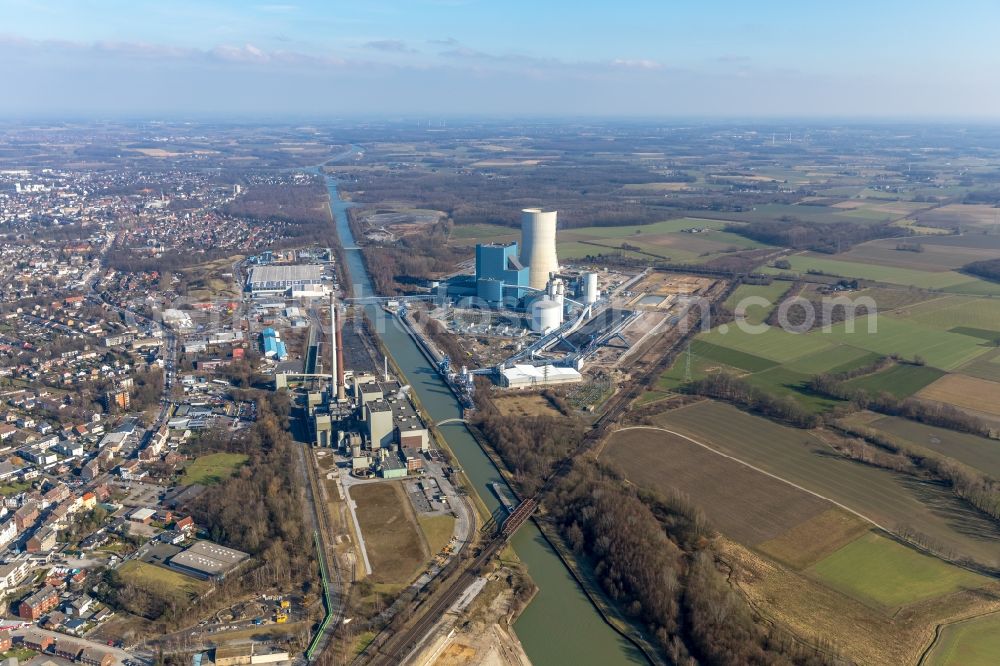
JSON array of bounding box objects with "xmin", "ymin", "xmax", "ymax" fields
[
  {"xmin": 916, "ymin": 204, "xmax": 1000, "ymax": 229},
  {"xmin": 352, "ymin": 481, "xmax": 428, "ymax": 584},
  {"xmin": 601, "ymin": 427, "xmax": 832, "ymax": 547},
  {"xmin": 916, "ymin": 374, "xmax": 1000, "ymax": 419},
  {"xmin": 653, "ymin": 401, "xmax": 1000, "ymax": 566}
]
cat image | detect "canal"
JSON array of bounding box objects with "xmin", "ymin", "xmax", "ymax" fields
[{"xmin": 324, "ymin": 177, "xmax": 646, "ymax": 665}]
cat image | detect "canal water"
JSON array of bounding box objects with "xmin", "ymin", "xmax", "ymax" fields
[{"xmin": 324, "ymin": 177, "xmax": 646, "ymax": 665}]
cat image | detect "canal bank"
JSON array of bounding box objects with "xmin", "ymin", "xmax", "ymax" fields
[{"xmin": 323, "ymin": 176, "xmax": 647, "ymax": 666}]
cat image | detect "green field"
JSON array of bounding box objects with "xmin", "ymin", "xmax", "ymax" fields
[
  {"xmin": 744, "ymin": 366, "xmax": 841, "ymax": 413},
  {"xmin": 567, "ymin": 217, "xmax": 733, "ymax": 238},
  {"xmin": 821, "ymin": 316, "xmax": 987, "ymax": 370},
  {"xmin": 647, "ymin": 352, "xmax": 743, "ymax": 394},
  {"xmin": 784, "ymin": 345, "xmax": 881, "ymax": 376},
  {"xmin": 690, "ymin": 339, "xmax": 778, "ymax": 372},
  {"xmin": 118, "ymin": 560, "xmax": 208, "ymax": 603},
  {"xmin": 926, "ymin": 612, "xmax": 1000, "ymax": 666},
  {"xmin": 655, "ymin": 401, "xmax": 1000, "ymax": 565},
  {"xmin": 417, "ymin": 514, "xmax": 455, "ymax": 555},
  {"xmin": 957, "ymin": 348, "xmax": 1000, "ymax": 382},
  {"xmin": 842, "ymin": 363, "xmax": 946, "ymax": 398},
  {"xmin": 763, "ymin": 254, "xmax": 1000, "ymax": 294},
  {"xmin": 448, "ymin": 222, "xmax": 518, "ymax": 242},
  {"xmin": 725, "ymin": 282, "xmax": 791, "ymax": 325},
  {"xmin": 181, "ymin": 453, "xmax": 248, "ymax": 485},
  {"xmin": 808, "ymin": 532, "xmax": 988, "ymax": 609},
  {"xmin": 700, "ymin": 324, "xmax": 836, "ymax": 363},
  {"xmin": 696, "ymin": 203, "xmax": 885, "ymax": 226},
  {"xmin": 893, "ymin": 295, "xmax": 1000, "ymax": 331}
]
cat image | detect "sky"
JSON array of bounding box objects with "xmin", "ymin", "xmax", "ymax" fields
[{"xmin": 2, "ymin": 0, "xmax": 1000, "ymax": 119}]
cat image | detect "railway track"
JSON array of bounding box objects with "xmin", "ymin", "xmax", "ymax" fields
[
  {"xmin": 360, "ymin": 280, "xmax": 734, "ymax": 665},
  {"xmin": 295, "ymin": 441, "xmax": 347, "ymax": 660}
]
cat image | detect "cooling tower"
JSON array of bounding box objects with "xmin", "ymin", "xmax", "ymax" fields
[{"xmin": 521, "ymin": 208, "xmax": 559, "ymax": 290}]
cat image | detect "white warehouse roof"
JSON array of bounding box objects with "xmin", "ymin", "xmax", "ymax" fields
[{"xmin": 500, "ymin": 364, "xmax": 582, "ymax": 388}]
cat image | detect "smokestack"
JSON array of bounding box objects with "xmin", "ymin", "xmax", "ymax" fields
[
  {"xmin": 335, "ymin": 303, "xmax": 346, "ymax": 401},
  {"xmin": 330, "ymin": 292, "xmax": 338, "ymax": 399}
]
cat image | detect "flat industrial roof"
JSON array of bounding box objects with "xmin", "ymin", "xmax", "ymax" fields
[
  {"xmin": 170, "ymin": 540, "xmax": 249, "ymax": 575},
  {"xmin": 249, "ymin": 264, "xmax": 323, "ymax": 285},
  {"xmin": 501, "ymin": 364, "xmax": 581, "ymax": 382}
]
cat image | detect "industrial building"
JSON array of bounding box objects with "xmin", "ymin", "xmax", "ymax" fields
[
  {"xmin": 499, "ymin": 363, "xmax": 582, "ymax": 389},
  {"xmin": 260, "ymin": 328, "xmax": 287, "ymax": 361},
  {"xmin": 168, "ymin": 540, "xmax": 250, "ymax": 580},
  {"xmin": 248, "ymin": 264, "xmax": 325, "ymax": 296},
  {"xmin": 474, "ymin": 242, "xmax": 529, "ymax": 303},
  {"xmin": 365, "ymin": 399, "xmax": 395, "ymax": 450}
]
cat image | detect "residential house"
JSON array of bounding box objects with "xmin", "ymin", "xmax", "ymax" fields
[
  {"xmin": 19, "ymin": 585, "xmax": 59, "ymax": 619},
  {"xmin": 27, "ymin": 526, "xmax": 57, "ymax": 553}
]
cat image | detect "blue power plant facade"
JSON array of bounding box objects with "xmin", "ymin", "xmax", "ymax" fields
[{"xmin": 475, "ymin": 242, "xmax": 529, "ymax": 303}]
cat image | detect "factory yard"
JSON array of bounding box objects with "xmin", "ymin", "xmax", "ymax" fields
[{"xmin": 351, "ymin": 481, "xmax": 429, "ymax": 585}]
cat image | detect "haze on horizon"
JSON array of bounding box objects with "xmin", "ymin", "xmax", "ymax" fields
[{"xmin": 2, "ymin": 0, "xmax": 999, "ymax": 120}]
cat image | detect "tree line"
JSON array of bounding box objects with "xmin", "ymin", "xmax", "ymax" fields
[
  {"xmin": 727, "ymin": 220, "xmax": 907, "ymax": 254},
  {"xmin": 806, "ymin": 370, "xmax": 992, "ymax": 437},
  {"xmin": 549, "ymin": 460, "xmax": 836, "ymax": 665},
  {"xmin": 963, "ymin": 257, "xmax": 1000, "ymax": 283}
]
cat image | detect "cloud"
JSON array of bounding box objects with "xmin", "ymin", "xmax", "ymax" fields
[
  {"xmin": 611, "ymin": 58, "xmax": 663, "ymax": 70},
  {"xmin": 0, "ymin": 34, "xmax": 347, "ymax": 68},
  {"xmin": 256, "ymin": 4, "xmax": 298, "ymax": 12},
  {"xmin": 439, "ymin": 45, "xmax": 488, "ymax": 59},
  {"xmin": 363, "ymin": 39, "xmax": 416, "ymax": 53},
  {"xmin": 211, "ymin": 43, "xmax": 271, "ymax": 63}
]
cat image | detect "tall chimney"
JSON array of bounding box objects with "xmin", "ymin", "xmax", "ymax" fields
[
  {"xmin": 329, "ymin": 294, "xmax": 338, "ymax": 398},
  {"xmin": 335, "ymin": 302, "xmax": 346, "ymax": 401}
]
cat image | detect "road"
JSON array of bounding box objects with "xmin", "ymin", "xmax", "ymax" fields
[{"xmin": 11, "ymin": 625, "xmax": 149, "ymax": 666}]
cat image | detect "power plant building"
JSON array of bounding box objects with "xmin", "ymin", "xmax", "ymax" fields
[
  {"xmin": 474, "ymin": 242, "xmax": 529, "ymax": 303},
  {"xmin": 520, "ymin": 208, "xmax": 559, "ymax": 290},
  {"xmin": 366, "ymin": 399, "xmax": 395, "ymax": 450}
]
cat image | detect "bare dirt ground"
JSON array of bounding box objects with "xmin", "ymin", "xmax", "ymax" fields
[
  {"xmin": 493, "ymin": 394, "xmax": 562, "ymax": 418},
  {"xmin": 411, "ymin": 569, "xmax": 532, "ymax": 666}
]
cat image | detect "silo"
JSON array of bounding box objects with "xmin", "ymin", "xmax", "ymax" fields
[
  {"xmin": 531, "ymin": 298, "xmax": 563, "ymax": 332},
  {"xmin": 583, "ymin": 272, "xmax": 599, "ymax": 305},
  {"xmin": 521, "ymin": 208, "xmax": 559, "ymax": 290}
]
